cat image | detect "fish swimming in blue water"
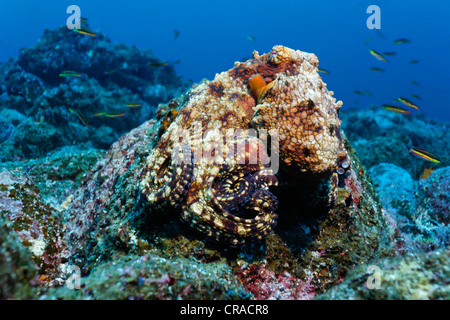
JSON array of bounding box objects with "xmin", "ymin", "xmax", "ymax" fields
[
  {"xmin": 393, "ymin": 38, "xmax": 411, "ymax": 44},
  {"xmin": 73, "ymin": 28, "xmax": 96, "ymax": 37},
  {"xmin": 409, "ymin": 147, "xmax": 440, "ymax": 163},
  {"xmin": 381, "ymin": 104, "xmax": 411, "ymax": 115},
  {"xmin": 369, "ymin": 49, "xmax": 388, "ymax": 62},
  {"xmin": 369, "ymin": 67, "xmax": 385, "ymax": 72},
  {"xmin": 394, "ymin": 97, "xmax": 420, "ymax": 110},
  {"xmin": 69, "ymin": 108, "xmax": 89, "ymax": 127}
]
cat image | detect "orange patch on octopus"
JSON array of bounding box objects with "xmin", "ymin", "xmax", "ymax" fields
[{"xmin": 248, "ymin": 74, "xmax": 275, "ymax": 104}]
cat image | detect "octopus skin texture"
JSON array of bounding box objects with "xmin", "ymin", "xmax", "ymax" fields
[{"xmin": 140, "ymin": 45, "xmax": 350, "ymax": 246}]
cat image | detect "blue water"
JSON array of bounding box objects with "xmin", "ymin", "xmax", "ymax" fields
[{"xmin": 1, "ymin": 0, "xmax": 449, "ymax": 121}]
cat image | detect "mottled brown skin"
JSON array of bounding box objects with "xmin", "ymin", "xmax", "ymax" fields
[{"xmin": 140, "ymin": 45, "xmax": 350, "ymax": 246}]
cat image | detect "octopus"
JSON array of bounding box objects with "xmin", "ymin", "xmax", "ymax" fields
[{"xmin": 140, "ymin": 45, "xmax": 351, "ymax": 246}]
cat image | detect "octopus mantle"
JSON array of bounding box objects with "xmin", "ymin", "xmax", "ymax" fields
[{"xmin": 140, "ymin": 45, "xmax": 350, "ymax": 246}]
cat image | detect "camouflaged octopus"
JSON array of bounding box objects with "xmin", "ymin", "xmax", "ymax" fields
[{"xmin": 140, "ymin": 45, "xmax": 350, "ymax": 246}]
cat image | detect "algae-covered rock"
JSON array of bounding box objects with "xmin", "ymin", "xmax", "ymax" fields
[
  {"xmin": 41, "ymin": 253, "xmax": 250, "ymax": 300},
  {"xmin": 0, "ymin": 215, "xmax": 39, "ymax": 299},
  {"xmin": 0, "ymin": 169, "xmax": 66, "ymax": 284},
  {"xmin": 340, "ymin": 106, "xmax": 449, "ymax": 180},
  {"xmin": 0, "ymin": 24, "xmax": 189, "ymax": 161},
  {"xmin": 419, "ymin": 167, "xmax": 450, "ymax": 225},
  {"xmin": 317, "ymin": 247, "xmax": 450, "ymax": 300},
  {"xmin": 369, "ymin": 163, "xmax": 415, "ymax": 218}
]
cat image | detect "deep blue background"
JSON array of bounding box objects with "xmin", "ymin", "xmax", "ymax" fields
[{"xmin": 1, "ymin": 0, "xmax": 449, "ymax": 121}]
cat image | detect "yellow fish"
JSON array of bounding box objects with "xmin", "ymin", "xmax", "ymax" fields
[
  {"xmin": 381, "ymin": 105, "xmax": 411, "ymax": 115},
  {"xmin": 369, "ymin": 49, "xmax": 388, "ymax": 62},
  {"xmin": 69, "ymin": 108, "xmax": 89, "ymax": 127},
  {"xmin": 148, "ymin": 62, "xmax": 168, "ymax": 68},
  {"xmin": 59, "ymin": 71, "xmax": 81, "ymax": 77},
  {"xmin": 409, "ymin": 147, "xmax": 440, "ymax": 163},
  {"xmin": 74, "ymin": 28, "xmax": 96, "ymax": 37},
  {"xmin": 395, "ymin": 97, "xmax": 420, "ymax": 110}
]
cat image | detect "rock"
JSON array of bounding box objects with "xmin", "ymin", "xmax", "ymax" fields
[
  {"xmin": 0, "ymin": 24, "xmax": 190, "ymax": 160},
  {"xmin": 40, "ymin": 253, "xmax": 250, "ymax": 300},
  {"xmin": 0, "ymin": 169, "xmax": 66, "ymax": 285},
  {"xmin": 341, "ymin": 105, "xmax": 449, "ymax": 179},
  {"xmin": 0, "ymin": 115, "xmax": 14, "ymax": 142},
  {"xmin": 368, "ymin": 163, "xmax": 415, "ymax": 218},
  {"xmin": 0, "ymin": 214, "xmax": 39, "ymax": 299},
  {"xmin": 420, "ymin": 167, "xmax": 450, "ymax": 225},
  {"xmin": 317, "ymin": 247, "xmax": 450, "ymax": 300}
]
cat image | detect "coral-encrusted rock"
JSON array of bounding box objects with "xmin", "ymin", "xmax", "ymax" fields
[
  {"xmin": 419, "ymin": 167, "xmax": 450, "ymax": 225},
  {"xmin": 0, "ymin": 24, "xmax": 189, "ymax": 160},
  {"xmin": 318, "ymin": 247, "xmax": 450, "ymax": 300},
  {"xmin": 0, "ymin": 214, "xmax": 39, "ymax": 299},
  {"xmin": 41, "ymin": 253, "xmax": 250, "ymax": 300},
  {"xmin": 340, "ymin": 105, "xmax": 449, "ymax": 179},
  {"xmin": 62, "ymin": 47, "xmax": 394, "ymax": 298},
  {"xmin": 0, "ymin": 169, "xmax": 66, "ymax": 284}
]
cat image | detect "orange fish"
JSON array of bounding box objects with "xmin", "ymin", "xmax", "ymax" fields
[{"xmin": 248, "ymin": 74, "xmax": 275, "ymax": 104}]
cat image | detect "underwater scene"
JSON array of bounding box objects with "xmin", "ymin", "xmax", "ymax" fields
[{"xmin": 0, "ymin": 0, "xmax": 448, "ymax": 303}]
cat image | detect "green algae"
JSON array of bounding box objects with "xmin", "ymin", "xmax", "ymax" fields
[
  {"xmin": 318, "ymin": 247, "xmax": 450, "ymax": 299},
  {"xmin": 41, "ymin": 253, "xmax": 250, "ymax": 300},
  {"xmin": 0, "ymin": 215, "xmax": 39, "ymax": 299}
]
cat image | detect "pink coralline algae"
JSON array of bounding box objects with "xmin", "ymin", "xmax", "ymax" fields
[
  {"xmin": 236, "ymin": 263, "xmax": 315, "ymax": 300},
  {"xmin": 0, "ymin": 169, "xmax": 66, "ymax": 284}
]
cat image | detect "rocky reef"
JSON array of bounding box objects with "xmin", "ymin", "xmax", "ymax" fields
[
  {"xmin": 340, "ymin": 105, "xmax": 449, "ymax": 180},
  {"xmin": 0, "ymin": 23, "xmax": 188, "ymax": 161},
  {"xmin": 1, "ymin": 36, "xmax": 448, "ymax": 300}
]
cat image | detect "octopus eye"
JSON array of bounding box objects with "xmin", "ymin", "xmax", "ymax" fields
[{"xmin": 307, "ymin": 99, "xmax": 315, "ymax": 110}]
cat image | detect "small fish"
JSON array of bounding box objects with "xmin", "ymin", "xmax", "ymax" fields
[
  {"xmin": 125, "ymin": 104, "xmax": 141, "ymax": 107},
  {"xmin": 369, "ymin": 67, "xmax": 385, "ymax": 72},
  {"xmin": 148, "ymin": 62, "xmax": 168, "ymax": 68},
  {"xmin": 409, "ymin": 147, "xmax": 440, "ymax": 163},
  {"xmin": 93, "ymin": 112, "xmax": 107, "ymax": 117},
  {"xmin": 382, "ymin": 52, "xmax": 397, "ymax": 56},
  {"xmin": 246, "ymin": 35, "xmax": 256, "ymax": 42},
  {"xmin": 410, "ymin": 80, "xmax": 420, "ymax": 86},
  {"xmin": 381, "ymin": 105, "xmax": 411, "ymax": 115},
  {"xmin": 69, "ymin": 108, "xmax": 89, "ymax": 127},
  {"xmin": 369, "ymin": 49, "xmax": 389, "ymax": 62},
  {"xmin": 93, "ymin": 112, "xmax": 125, "ymax": 118},
  {"xmin": 363, "ymin": 90, "xmax": 372, "ymax": 96},
  {"xmin": 74, "ymin": 28, "xmax": 96, "ymax": 37},
  {"xmin": 409, "ymin": 60, "xmax": 420, "ymax": 64},
  {"xmin": 318, "ymin": 68, "xmax": 330, "ymax": 74},
  {"xmin": 393, "ymin": 38, "xmax": 411, "ymax": 44},
  {"xmin": 104, "ymin": 113, "xmax": 125, "ymax": 118},
  {"xmin": 104, "ymin": 70, "xmax": 117, "ymax": 75},
  {"xmin": 410, "ymin": 94, "xmax": 422, "ymax": 100},
  {"xmin": 364, "ymin": 38, "xmax": 372, "ymax": 45},
  {"xmin": 354, "ymin": 90, "xmax": 365, "ymax": 96},
  {"xmin": 173, "ymin": 30, "xmax": 180, "ymax": 40},
  {"xmin": 59, "ymin": 71, "xmax": 81, "ymax": 77},
  {"xmin": 395, "ymin": 97, "xmax": 420, "ymax": 110}
]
